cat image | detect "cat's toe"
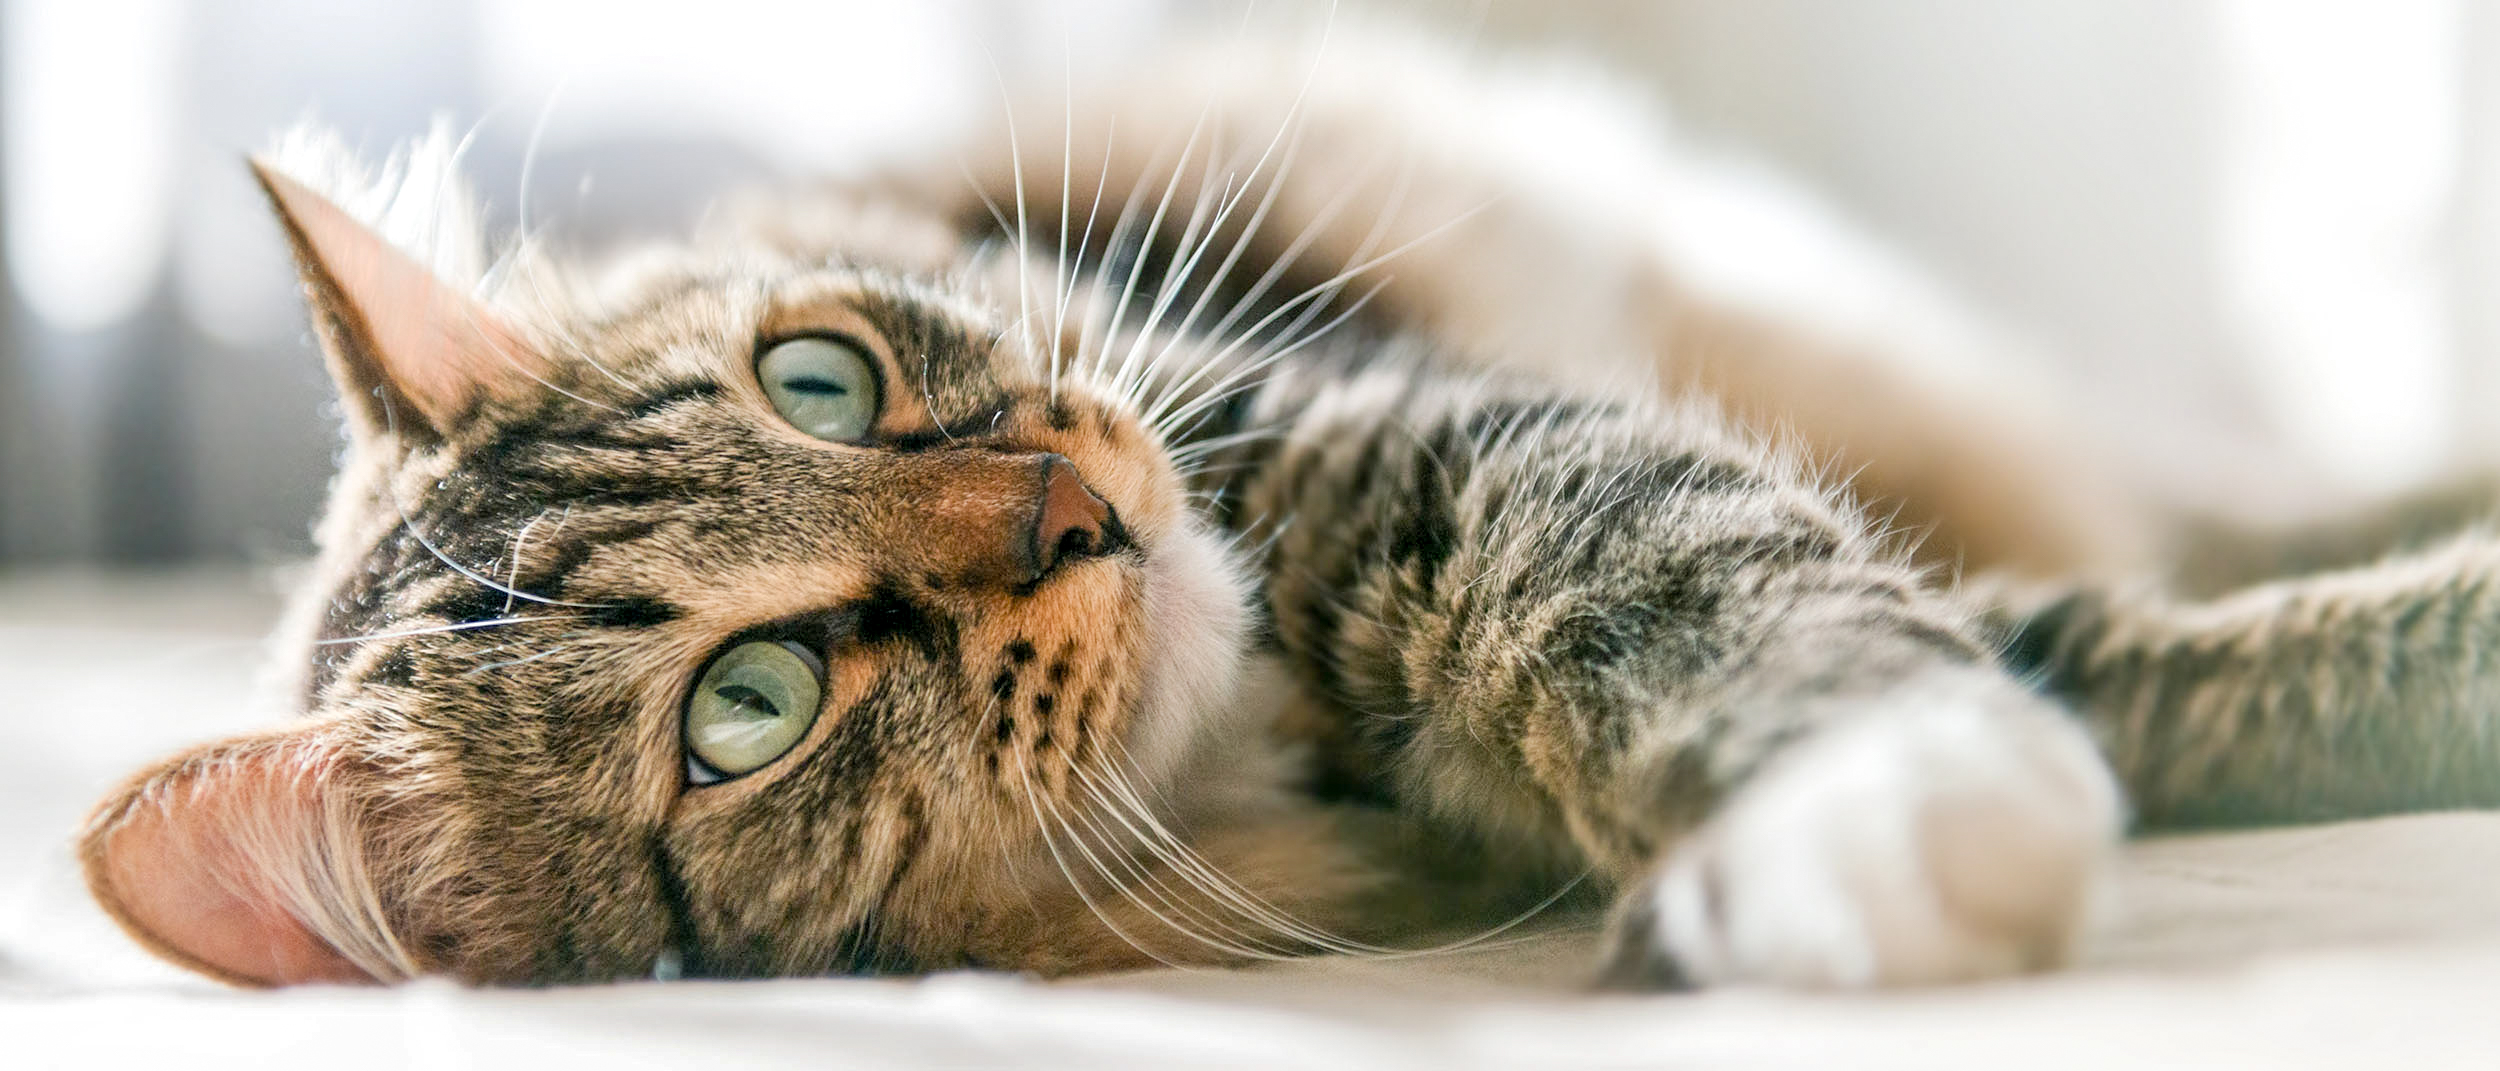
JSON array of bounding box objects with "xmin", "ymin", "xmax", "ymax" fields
[{"xmin": 1604, "ymin": 669, "xmax": 2122, "ymax": 989}]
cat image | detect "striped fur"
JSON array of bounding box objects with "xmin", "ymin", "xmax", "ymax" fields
[
  {"xmin": 2007, "ymin": 534, "xmax": 2500, "ymax": 827},
  {"xmin": 76, "ymin": 22, "xmax": 2500, "ymax": 991}
]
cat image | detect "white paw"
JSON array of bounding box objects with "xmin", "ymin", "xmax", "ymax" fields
[{"xmin": 1602, "ymin": 670, "xmax": 2122, "ymax": 989}]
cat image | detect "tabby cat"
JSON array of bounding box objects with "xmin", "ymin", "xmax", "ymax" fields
[{"xmin": 78, "ymin": 25, "xmax": 2500, "ymax": 991}]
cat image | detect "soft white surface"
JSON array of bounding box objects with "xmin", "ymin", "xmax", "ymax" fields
[{"xmin": 4, "ymin": 570, "xmax": 2498, "ymax": 1069}]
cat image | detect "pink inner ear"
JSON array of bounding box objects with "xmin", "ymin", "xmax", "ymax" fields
[
  {"xmin": 85, "ymin": 739, "xmax": 374, "ymax": 987},
  {"xmin": 252, "ymin": 160, "xmax": 540, "ymax": 432}
]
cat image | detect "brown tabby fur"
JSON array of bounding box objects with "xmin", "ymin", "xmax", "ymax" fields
[{"xmin": 77, "ymin": 23, "xmax": 2500, "ymax": 990}]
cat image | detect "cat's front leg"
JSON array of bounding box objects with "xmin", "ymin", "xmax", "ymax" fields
[
  {"xmin": 1203, "ymin": 359, "xmax": 2123, "ymax": 988},
  {"xmin": 1600, "ymin": 665, "xmax": 2119, "ymax": 988}
]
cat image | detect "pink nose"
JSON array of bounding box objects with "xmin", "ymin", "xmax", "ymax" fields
[{"xmin": 1025, "ymin": 454, "xmax": 1122, "ymax": 581}]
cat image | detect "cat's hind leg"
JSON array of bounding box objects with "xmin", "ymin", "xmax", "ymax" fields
[{"xmin": 2007, "ymin": 530, "xmax": 2500, "ymax": 827}]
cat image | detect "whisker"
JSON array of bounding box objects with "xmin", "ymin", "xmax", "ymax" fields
[
  {"xmin": 1148, "ymin": 279, "xmax": 1386, "ymax": 441},
  {"xmin": 1167, "ymin": 425, "xmax": 1286, "ymax": 465},
  {"xmin": 1078, "ymin": 737, "xmax": 1585, "ymax": 961},
  {"xmin": 1052, "ymin": 38, "xmax": 1076, "ymax": 402},
  {"xmin": 499, "ymin": 508, "xmax": 558, "ymax": 616},
  {"xmin": 1054, "ymin": 783, "xmax": 1298, "ymax": 958},
  {"xmin": 1105, "ymin": 151, "xmax": 1239, "ymax": 403},
  {"xmin": 1064, "ymin": 118, "xmax": 1121, "ymax": 392},
  {"xmin": 1197, "ymin": 142, "xmax": 1387, "ymax": 349},
  {"xmin": 1148, "ymin": 189, "xmax": 1496, "ymax": 442},
  {"xmin": 1069, "ymin": 747, "xmax": 1390, "ymax": 954},
  {"xmin": 918, "ymin": 353, "xmax": 959, "ymax": 442},
  {"xmin": 400, "ymin": 122, "xmax": 629, "ymax": 416},
  {"xmin": 397, "ymin": 510, "xmax": 611, "ymax": 610},
  {"xmin": 1111, "ymin": 10, "xmax": 1346, "ymax": 409},
  {"xmin": 1012, "ymin": 762, "xmax": 1192, "ymax": 969},
  {"xmin": 1090, "ymin": 99, "xmax": 1221, "ymax": 391},
  {"xmin": 513, "ymin": 76, "xmax": 568, "ymax": 251},
  {"xmin": 369, "ymin": 390, "xmax": 613, "ymax": 614},
  {"xmin": 1131, "ymin": 146, "xmax": 1422, "ymax": 433},
  {"xmin": 978, "ymin": 45, "xmax": 1046, "ymax": 394},
  {"xmin": 1067, "ymin": 767, "xmax": 1339, "ymax": 954}
]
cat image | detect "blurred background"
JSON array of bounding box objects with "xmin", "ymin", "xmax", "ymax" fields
[
  {"xmin": 6, "ymin": 0, "xmax": 2500, "ymax": 1002},
  {"xmin": 0, "ymin": 0, "xmax": 2491, "ymax": 565}
]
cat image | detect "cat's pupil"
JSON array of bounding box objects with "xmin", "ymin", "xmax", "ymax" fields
[
  {"xmin": 779, "ymin": 377, "xmax": 848, "ymax": 397},
  {"xmin": 713, "ymin": 683, "xmax": 781, "ymax": 720}
]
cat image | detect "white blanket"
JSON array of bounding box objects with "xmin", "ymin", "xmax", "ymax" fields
[{"xmin": 6, "ymin": 571, "xmax": 2496, "ymax": 1069}]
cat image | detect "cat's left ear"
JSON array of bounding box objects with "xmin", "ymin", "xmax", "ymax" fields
[
  {"xmin": 79, "ymin": 726, "xmax": 385, "ymax": 987},
  {"xmin": 250, "ymin": 158, "xmax": 542, "ymax": 444}
]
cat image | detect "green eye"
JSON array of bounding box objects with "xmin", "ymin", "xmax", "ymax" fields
[
  {"xmin": 758, "ymin": 337, "xmax": 879, "ymax": 441},
  {"xmin": 685, "ymin": 640, "xmax": 824, "ymax": 781}
]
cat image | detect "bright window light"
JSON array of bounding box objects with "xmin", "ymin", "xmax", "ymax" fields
[
  {"xmin": 472, "ymin": 0, "xmax": 983, "ymax": 174},
  {"xmin": 2218, "ymin": 0, "xmax": 2463, "ymax": 488},
  {"xmin": 2, "ymin": 0, "xmax": 183, "ymax": 333}
]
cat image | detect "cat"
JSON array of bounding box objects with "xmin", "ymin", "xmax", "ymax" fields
[{"xmin": 76, "ymin": 22, "xmax": 2500, "ymax": 991}]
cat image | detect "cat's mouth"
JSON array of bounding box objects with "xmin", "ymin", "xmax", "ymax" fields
[{"xmin": 994, "ymin": 385, "xmax": 1245, "ymax": 788}]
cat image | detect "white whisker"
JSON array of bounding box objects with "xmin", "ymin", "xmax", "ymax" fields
[{"xmin": 1013, "ymin": 762, "xmax": 1192, "ymax": 969}]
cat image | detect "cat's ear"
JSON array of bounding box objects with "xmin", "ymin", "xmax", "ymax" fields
[
  {"xmin": 249, "ymin": 157, "xmax": 541, "ymax": 443},
  {"xmin": 79, "ymin": 726, "xmax": 386, "ymax": 987}
]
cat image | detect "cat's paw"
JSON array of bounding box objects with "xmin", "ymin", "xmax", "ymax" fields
[{"xmin": 1600, "ymin": 671, "xmax": 2122, "ymax": 989}]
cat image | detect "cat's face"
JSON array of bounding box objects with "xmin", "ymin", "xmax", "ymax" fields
[{"xmin": 77, "ymin": 151, "xmax": 1248, "ymax": 985}]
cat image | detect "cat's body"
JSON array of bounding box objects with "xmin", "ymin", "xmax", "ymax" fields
[{"xmin": 76, "ymin": 23, "xmax": 2500, "ymax": 991}]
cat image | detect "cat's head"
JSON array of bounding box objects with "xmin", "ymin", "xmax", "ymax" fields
[{"xmin": 77, "ymin": 131, "xmax": 1250, "ymax": 985}]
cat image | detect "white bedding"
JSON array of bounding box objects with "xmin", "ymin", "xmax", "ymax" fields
[{"xmin": 5, "ymin": 570, "xmax": 2496, "ymax": 1069}]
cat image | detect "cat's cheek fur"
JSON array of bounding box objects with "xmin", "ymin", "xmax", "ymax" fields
[
  {"xmin": 1604, "ymin": 669, "xmax": 2122, "ymax": 989},
  {"xmin": 1121, "ymin": 517, "xmax": 1256, "ymax": 791}
]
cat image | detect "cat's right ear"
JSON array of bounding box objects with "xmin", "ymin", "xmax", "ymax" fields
[
  {"xmin": 249, "ymin": 157, "xmax": 541, "ymax": 444},
  {"xmin": 79, "ymin": 726, "xmax": 393, "ymax": 987}
]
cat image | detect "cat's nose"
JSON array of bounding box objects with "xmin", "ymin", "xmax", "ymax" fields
[{"xmin": 1025, "ymin": 454, "xmax": 1124, "ymax": 581}]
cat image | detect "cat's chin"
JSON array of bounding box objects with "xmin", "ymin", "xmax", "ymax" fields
[{"xmin": 1120, "ymin": 516, "xmax": 1255, "ymax": 792}]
